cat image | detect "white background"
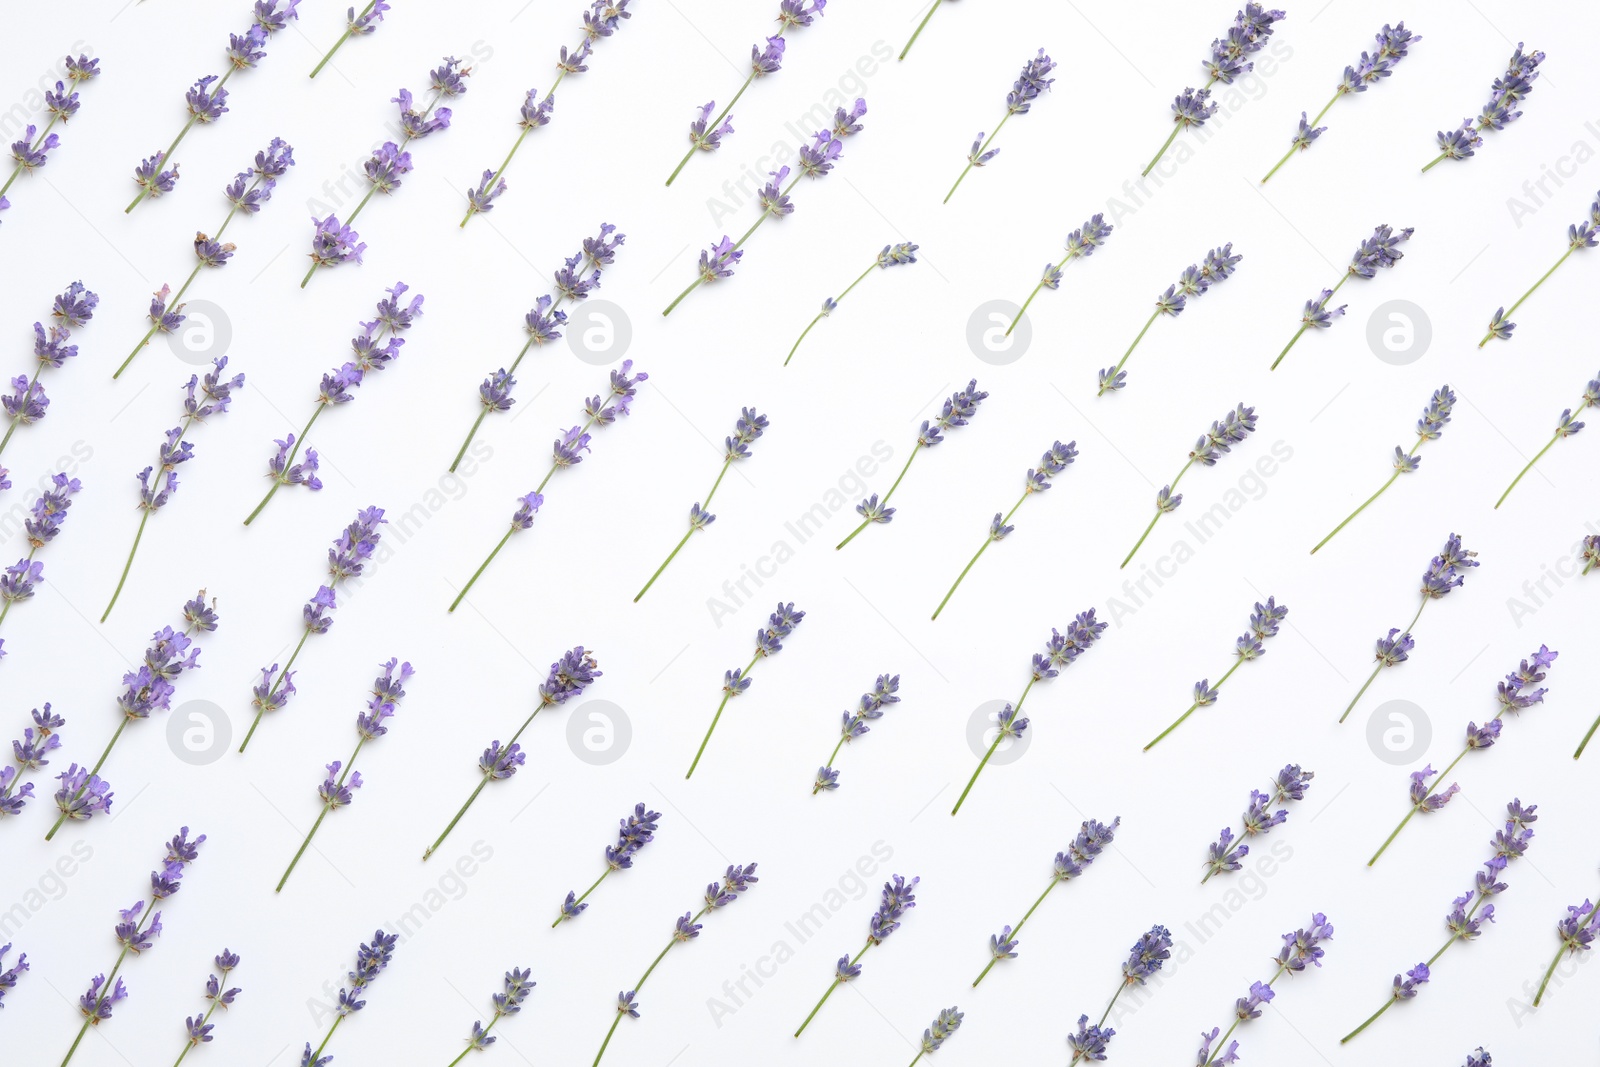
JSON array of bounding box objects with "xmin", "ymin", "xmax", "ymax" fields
[{"xmin": 2, "ymin": 1, "xmax": 1598, "ymax": 1065}]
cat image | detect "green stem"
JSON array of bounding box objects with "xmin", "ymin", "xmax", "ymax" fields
[
  {"xmin": 62, "ymin": 897, "xmax": 161, "ymax": 1065},
  {"xmin": 277, "ymin": 737, "xmax": 364, "ymax": 892},
  {"xmin": 813, "ymin": 736, "xmax": 849, "ymax": 795},
  {"xmin": 449, "ymin": 330, "xmax": 547, "ymax": 471},
  {"xmin": 1534, "ymin": 906, "xmax": 1600, "ymax": 1004},
  {"xmin": 461, "ymin": 126, "xmax": 531, "ymax": 227},
  {"xmin": 594, "ymin": 910, "xmax": 706, "ymax": 1065},
  {"xmin": 1144, "ymin": 658, "xmax": 1243, "ymax": 750},
  {"xmin": 424, "ymin": 775, "xmax": 490, "ymax": 860},
  {"xmin": 246, "ymin": 404, "xmax": 326, "ymax": 526},
  {"xmin": 1345, "ymin": 897, "xmax": 1490, "ymax": 1043},
  {"xmin": 1122, "ymin": 461, "xmax": 1191, "ymax": 569},
  {"xmin": 944, "ymin": 111, "xmax": 1011, "ymax": 204},
  {"xmin": 686, "ymin": 654, "xmax": 760, "ymax": 778},
  {"xmin": 310, "ymin": 1017, "xmax": 343, "ymax": 1063},
  {"xmin": 1311, "ymin": 456, "xmax": 1415, "ymax": 554},
  {"xmin": 1480, "ymin": 247, "xmax": 1576, "ymax": 346},
  {"xmin": 1574, "ymin": 712, "xmax": 1600, "ymax": 759},
  {"xmin": 554, "ymin": 868, "xmax": 612, "ymax": 927},
  {"xmin": 1262, "ymin": 88, "xmax": 1341, "ymax": 183},
  {"xmin": 972, "ymin": 878, "xmax": 1056, "ymax": 986},
  {"xmin": 238, "ymin": 627, "xmax": 311, "ymax": 753},
  {"xmin": 837, "ymin": 446, "xmax": 919, "ymax": 550},
  {"xmin": 300, "ymin": 173, "xmax": 386, "ymax": 288},
  {"xmin": 932, "ymin": 491, "xmax": 1028, "ymax": 620},
  {"xmin": 1098, "ymin": 309, "xmax": 1163, "ymax": 394},
  {"xmin": 449, "ymin": 526, "xmax": 517, "ymax": 613},
  {"xmin": 1420, "ymin": 151, "xmax": 1448, "ymax": 174},
  {"xmin": 634, "ymin": 528, "xmax": 695, "ymax": 603},
  {"xmin": 1339, "ymin": 599, "xmax": 1426, "ymax": 723},
  {"xmin": 795, "ymin": 941, "xmax": 871, "ymax": 1036},
  {"xmin": 1495, "ymin": 432, "xmax": 1560, "ymax": 509},
  {"xmin": 100, "ymin": 510, "xmax": 152, "ymax": 622},
  {"xmin": 787, "ymin": 261, "xmax": 877, "ymax": 366},
  {"xmin": 1369, "ymin": 742, "xmax": 1477, "ymax": 866},
  {"xmin": 171, "ymin": 995, "xmax": 224, "ymax": 1067},
  {"xmin": 1141, "ymin": 125, "xmax": 1183, "ymax": 178},
  {"xmin": 952, "ymin": 678, "xmax": 1035, "ymax": 815},
  {"xmin": 898, "ymin": 0, "xmax": 945, "ymax": 60},
  {"xmin": 666, "ymin": 71, "xmax": 758, "ymax": 186},
  {"xmin": 1271, "ymin": 274, "xmax": 1347, "ymax": 371},
  {"xmin": 444, "ymin": 1018, "xmax": 496, "ymax": 1067},
  {"xmin": 1201, "ymin": 967, "xmax": 1287, "ymax": 1066},
  {"xmin": 117, "ymin": 262, "xmax": 204, "ymax": 379}
]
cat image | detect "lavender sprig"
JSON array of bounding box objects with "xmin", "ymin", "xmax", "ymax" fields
[
  {"xmin": 794, "ymin": 874, "xmax": 916, "ymax": 1037},
  {"xmin": 239, "ymin": 509, "xmax": 388, "ymax": 753},
  {"xmin": 898, "ymin": 0, "xmax": 952, "ymax": 61},
  {"xmin": 812, "ymin": 674, "xmax": 900, "ymax": 794},
  {"xmin": 952, "ymin": 613, "xmax": 1107, "ymax": 815},
  {"xmin": 664, "ymin": 0, "xmax": 826, "ymax": 186},
  {"xmin": 1480, "ymin": 192, "xmax": 1599, "ymax": 346},
  {"xmin": 244, "ymin": 284, "xmax": 422, "ymax": 524},
  {"xmin": 664, "ymin": 103, "xmax": 866, "ymax": 315},
  {"xmin": 1533, "ymin": 871, "xmax": 1600, "ymax": 1006},
  {"xmin": 1272, "ymin": 224, "xmax": 1412, "ymax": 369},
  {"xmin": 1007, "ymin": 213, "xmax": 1114, "ymax": 338},
  {"xmin": 0, "ymin": 942, "xmax": 27, "ymax": 1007},
  {"xmin": 310, "ymin": 1, "xmax": 391, "ymax": 78},
  {"xmin": 1147, "ymin": 597, "xmax": 1288, "ymax": 749},
  {"xmin": 462, "ymin": 2, "xmax": 632, "ymax": 224},
  {"xmin": 1195, "ymin": 915, "xmax": 1333, "ymax": 1066},
  {"xmin": 1098, "ymin": 245, "xmax": 1241, "ymax": 394},
  {"xmin": 446, "ymin": 968, "xmax": 535, "ymax": 1067},
  {"xmin": 553, "ymin": 803, "xmax": 661, "ymax": 927},
  {"xmin": 785, "ymin": 242, "xmax": 918, "ymax": 365},
  {"xmin": 1495, "ymin": 372, "xmax": 1598, "ymax": 508},
  {"xmin": 299, "ymin": 929, "xmax": 397, "ymax": 1065},
  {"xmin": 1140, "ymin": 6, "xmax": 1285, "ymax": 176},
  {"xmin": 1369, "ymin": 647, "xmax": 1556, "ymax": 866},
  {"xmin": 60, "ymin": 828, "xmax": 206, "ymax": 1067},
  {"xmin": 302, "ymin": 56, "xmax": 471, "ymax": 287},
  {"xmin": 1066, "ymin": 924, "xmax": 1174, "ymax": 1064},
  {"xmin": 1, "ymin": 705, "xmax": 63, "ymax": 819},
  {"xmin": 1201, "ymin": 765, "xmax": 1313, "ymax": 883},
  {"xmin": 125, "ymin": 3, "xmax": 300, "ymax": 213},
  {"xmin": 424, "ymin": 648, "xmax": 600, "ymax": 859},
  {"xmin": 117, "ymin": 139, "xmax": 294, "ymax": 379},
  {"xmin": 1341, "ymin": 801, "xmax": 1536, "ymax": 1043},
  {"xmin": 931, "ymin": 439, "xmax": 1077, "ymax": 620},
  {"xmin": 972, "ymin": 817, "xmax": 1119, "ymax": 986},
  {"xmin": 1121, "ymin": 403, "xmax": 1257, "ymax": 568},
  {"xmin": 1424, "ymin": 44, "xmax": 1543, "ymax": 171},
  {"xmin": 907, "ymin": 1007, "xmax": 963, "ymax": 1065},
  {"xmin": 0, "ymin": 55, "xmax": 100, "ymax": 224},
  {"xmin": 635, "ymin": 406, "xmax": 767, "ymax": 600},
  {"xmin": 1340, "ymin": 533, "xmax": 1478, "ymax": 723},
  {"xmin": 944, "ymin": 49, "xmax": 1056, "ymax": 204},
  {"xmin": 592, "ymin": 864, "xmax": 759, "ymax": 1066},
  {"xmin": 277, "ymin": 659, "xmax": 414, "ymax": 892},
  {"xmin": 1311, "ymin": 385, "xmax": 1454, "ymax": 553},
  {"xmin": 686, "ymin": 604, "xmax": 803, "ymax": 778},
  {"xmin": 103, "ymin": 360, "xmax": 243, "ymax": 621},
  {"xmin": 0, "ymin": 473, "xmax": 84, "ymax": 663},
  {"xmin": 838, "ymin": 380, "xmax": 989, "ymax": 550},
  {"xmin": 171, "ymin": 950, "xmax": 241, "ymax": 1067},
  {"xmin": 1262, "ymin": 23, "xmax": 1422, "ymax": 183},
  {"xmin": 2, "ymin": 281, "xmax": 99, "ymax": 457},
  {"xmin": 449, "ymin": 361, "xmax": 645, "ymax": 612}
]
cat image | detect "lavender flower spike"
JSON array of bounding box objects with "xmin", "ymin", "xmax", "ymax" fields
[
  {"xmin": 972, "ymin": 817, "xmax": 1120, "ymax": 986},
  {"xmin": 1201, "ymin": 766, "xmax": 1314, "ymax": 883},
  {"xmin": 1066, "ymin": 924, "xmax": 1175, "ymax": 1064},
  {"xmin": 944, "ymin": 49, "xmax": 1057, "ymax": 204},
  {"xmin": 1262, "ymin": 23, "xmax": 1422, "ymax": 183},
  {"xmin": 932, "ymin": 439, "xmax": 1078, "ymax": 620},
  {"xmin": 2, "ymin": 281, "xmax": 99, "ymax": 457},
  {"xmin": 424, "ymin": 647, "xmax": 601, "ymax": 859},
  {"xmin": 794, "ymin": 874, "xmax": 917, "ymax": 1037},
  {"xmin": 1146, "ymin": 597, "xmax": 1288, "ymax": 749},
  {"xmin": 1423, "ymin": 44, "xmax": 1543, "ymax": 172},
  {"xmin": 0, "ymin": 55, "xmax": 102, "ymax": 224},
  {"xmin": 552, "ymin": 803, "xmax": 662, "ymax": 927},
  {"xmin": 310, "ymin": 1, "xmax": 392, "ymax": 79},
  {"xmin": 1122, "ymin": 403, "xmax": 1258, "ymax": 568},
  {"xmin": 785, "ymin": 241, "xmax": 919, "ymax": 366},
  {"xmin": 1006, "ymin": 212, "xmax": 1115, "ymax": 338},
  {"xmin": 1532, "ymin": 872, "xmax": 1600, "ymax": 1006},
  {"xmin": 1495, "ymin": 370, "xmax": 1599, "ymax": 508},
  {"xmin": 952, "ymin": 613, "xmax": 1107, "ymax": 815},
  {"xmin": 1479, "ymin": 191, "xmax": 1600, "ymax": 346},
  {"xmin": 0, "ymin": 942, "xmax": 28, "ymax": 1007},
  {"xmin": 299, "ymin": 929, "xmax": 398, "ymax": 1066},
  {"xmin": 838, "ymin": 380, "xmax": 989, "ymax": 550},
  {"xmin": 813, "ymin": 674, "xmax": 901, "ymax": 794},
  {"xmin": 0, "ymin": 470, "xmax": 83, "ymax": 659},
  {"xmin": 1311, "ymin": 385, "xmax": 1455, "ymax": 553},
  {"xmin": 906, "ymin": 1007, "xmax": 963, "ymax": 1065},
  {"xmin": 1194, "ymin": 915, "xmax": 1333, "ymax": 1066},
  {"xmin": 2, "ymin": 704, "xmax": 65, "ymax": 819},
  {"xmin": 1273, "ymin": 223, "xmax": 1413, "ymax": 369},
  {"xmin": 446, "ymin": 967, "xmax": 535, "ymax": 1067},
  {"xmin": 1098, "ymin": 245, "xmax": 1242, "ymax": 394},
  {"xmin": 1342, "ymin": 800, "xmax": 1536, "ymax": 1043},
  {"xmin": 171, "ymin": 950, "xmax": 242, "ymax": 1067},
  {"xmin": 686, "ymin": 604, "xmax": 804, "ymax": 777}
]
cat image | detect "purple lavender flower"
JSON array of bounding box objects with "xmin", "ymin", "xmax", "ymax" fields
[
  {"xmin": 1, "ymin": 704, "xmax": 63, "ymax": 818},
  {"xmin": 2, "ymin": 282, "xmax": 99, "ymax": 454},
  {"xmin": 1149, "ymin": 597, "xmax": 1287, "ymax": 749},
  {"xmin": 785, "ymin": 240, "xmax": 920, "ymax": 366},
  {"xmin": 1067, "ymin": 1015, "xmax": 1115, "ymax": 1063},
  {"xmin": 1495, "ymin": 370, "xmax": 1600, "ymax": 508},
  {"xmin": 1202, "ymin": 765, "xmax": 1313, "ymax": 882},
  {"xmin": 945, "ymin": 48, "xmax": 1056, "ymax": 203},
  {"xmin": 1063, "ymin": 924, "xmax": 1171, "ymax": 1062},
  {"xmin": 1534, "ymin": 881, "xmax": 1600, "ymax": 1006},
  {"xmin": 1481, "ymin": 192, "xmax": 1600, "ymax": 346},
  {"xmin": 1275, "ymin": 224, "xmax": 1413, "ymax": 369},
  {"xmin": 0, "ymin": 473, "xmax": 84, "ymax": 661},
  {"xmin": 0, "ymin": 942, "xmax": 28, "ymax": 1007},
  {"xmin": 552, "ymin": 803, "xmax": 662, "ymax": 926},
  {"xmin": 794, "ymin": 874, "xmax": 916, "ymax": 1037},
  {"xmin": 916, "ymin": 1006, "xmax": 964, "ymax": 1056},
  {"xmin": 309, "ymin": 1, "xmax": 392, "ymax": 79},
  {"xmin": 1196, "ymin": 915, "xmax": 1332, "ymax": 1065},
  {"xmin": 454, "ymin": 966, "xmax": 535, "ymax": 1059},
  {"xmin": 1123, "ymin": 404, "xmax": 1257, "ymax": 567},
  {"xmin": 1, "ymin": 56, "xmax": 103, "ymax": 224},
  {"xmin": 174, "ymin": 950, "xmax": 241, "ymax": 1062},
  {"xmin": 299, "ymin": 928, "xmax": 396, "ymax": 1061},
  {"xmin": 687, "ymin": 604, "xmax": 804, "ymax": 778},
  {"xmin": 1099, "ymin": 244, "xmax": 1241, "ymax": 393},
  {"xmin": 811, "ymin": 674, "xmax": 900, "ymax": 794},
  {"xmin": 1426, "ymin": 44, "xmax": 1543, "ymax": 170}
]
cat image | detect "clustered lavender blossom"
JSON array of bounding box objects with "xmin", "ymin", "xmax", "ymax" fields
[
  {"xmin": 785, "ymin": 241, "xmax": 919, "ymax": 366},
  {"xmin": 119, "ymin": 138, "xmax": 294, "ymax": 379},
  {"xmin": 1122, "ymin": 403, "xmax": 1257, "ymax": 568},
  {"xmin": 464, "ymin": 2, "xmax": 633, "ymax": 222},
  {"xmin": 1311, "ymin": 386, "xmax": 1456, "ymax": 554},
  {"xmin": 303, "ymin": 57, "xmax": 470, "ymax": 287},
  {"xmin": 908, "ymin": 1007, "xmax": 964, "ymax": 1064},
  {"xmin": 952, "ymin": 612, "xmax": 1107, "ymax": 815},
  {"xmin": 425, "ymin": 647, "xmax": 601, "ymax": 859},
  {"xmin": 1147, "ymin": 597, "xmax": 1288, "ymax": 750},
  {"xmin": 973, "ymin": 817, "xmax": 1119, "ymax": 987},
  {"xmin": 1140, "ymin": 6, "xmax": 1285, "ymax": 177},
  {"xmin": 277, "ymin": 660, "xmax": 414, "ymax": 892},
  {"xmin": 1426, "ymin": 44, "xmax": 1543, "ymax": 170},
  {"xmin": 2, "ymin": 281, "xmax": 98, "ymax": 458},
  {"xmin": 794, "ymin": 874, "xmax": 917, "ymax": 1037},
  {"xmin": 0, "ymin": 55, "xmax": 100, "ymax": 225},
  {"xmin": 1495, "ymin": 370, "xmax": 1598, "ymax": 509},
  {"xmin": 636, "ymin": 406, "xmax": 768, "ymax": 600},
  {"xmin": 448, "ymin": 967, "xmax": 535, "ymax": 1066},
  {"xmin": 60, "ymin": 828, "xmax": 206, "ymax": 1067},
  {"xmin": 1369, "ymin": 647, "xmax": 1556, "ymax": 867},
  {"xmin": 310, "ymin": 1, "xmax": 392, "ymax": 79},
  {"xmin": 665, "ymin": 1, "xmax": 826, "ymax": 186},
  {"xmin": 1, "ymin": 705, "xmax": 63, "ymax": 818},
  {"xmin": 1066, "ymin": 924, "xmax": 1174, "ymax": 1064},
  {"xmin": 687, "ymin": 603, "xmax": 804, "ymax": 778},
  {"xmin": 1262, "ymin": 23, "xmax": 1422, "ymax": 183},
  {"xmin": 554, "ymin": 803, "xmax": 662, "ymax": 926},
  {"xmin": 0, "ymin": 942, "xmax": 26, "ymax": 1007},
  {"xmin": 1481, "ymin": 191, "xmax": 1599, "ymax": 346},
  {"xmin": 1195, "ymin": 914, "xmax": 1334, "ymax": 1066},
  {"xmin": 245, "ymin": 283, "xmax": 422, "ymax": 524},
  {"xmin": 172, "ymin": 950, "xmax": 241, "ymax": 1067},
  {"xmin": 126, "ymin": 1, "xmax": 301, "ymax": 213},
  {"xmin": 813, "ymin": 674, "xmax": 901, "ymax": 794},
  {"xmin": 1342, "ymin": 801, "xmax": 1537, "ymax": 1043},
  {"xmin": 945, "ymin": 49, "xmax": 1056, "ymax": 203},
  {"xmin": 839, "ymin": 380, "xmax": 989, "ymax": 550},
  {"xmin": 1098, "ymin": 244, "xmax": 1242, "ymax": 395},
  {"xmin": 1340, "ymin": 533, "xmax": 1478, "ymax": 724},
  {"xmin": 1533, "ymin": 872, "xmax": 1600, "ymax": 1006},
  {"xmin": 242, "ymin": 508, "xmax": 389, "ymax": 752},
  {"xmin": 1202, "ymin": 765, "xmax": 1314, "ymax": 883},
  {"xmin": 593, "ymin": 865, "xmax": 759, "ymax": 1066},
  {"xmin": 299, "ymin": 929, "xmax": 398, "ymax": 1066},
  {"xmin": 103, "ymin": 360, "xmax": 243, "ymax": 622},
  {"xmin": 1273, "ymin": 224, "xmax": 1412, "ymax": 369},
  {"xmin": 1008, "ymin": 213, "xmax": 1113, "ymax": 339},
  {"xmin": 1, "ymin": 473, "xmax": 84, "ymax": 663}
]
